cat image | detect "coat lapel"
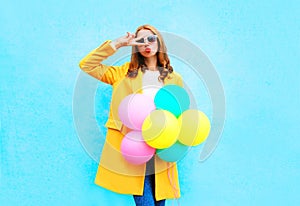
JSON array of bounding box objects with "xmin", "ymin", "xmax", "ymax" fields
[{"xmin": 131, "ymin": 70, "xmax": 143, "ymax": 94}]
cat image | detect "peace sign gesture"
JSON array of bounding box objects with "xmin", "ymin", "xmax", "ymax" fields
[{"xmin": 110, "ymin": 32, "xmax": 149, "ymax": 49}]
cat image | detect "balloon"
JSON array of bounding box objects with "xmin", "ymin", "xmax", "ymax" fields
[
  {"xmin": 142, "ymin": 110, "xmax": 179, "ymax": 149},
  {"xmin": 154, "ymin": 85, "xmax": 190, "ymax": 117},
  {"xmin": 118, "ymin": 94, "xmax": 156, "ymax": 130},
  {"xmin": 156, "ymin": 141, "xmax": 190, "ymax": 162},
  {"xmin": 177, "ymin": 110, "xmax": 211, "ymax": 146},
  {"xmin": 121, "ymin": 131, "xmax": 155, "ymax": 165}
]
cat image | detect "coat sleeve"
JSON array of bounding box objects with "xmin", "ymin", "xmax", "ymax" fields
[{"xmin": 79, "ymin": 40, "xmax": 128, "ymax": 85}]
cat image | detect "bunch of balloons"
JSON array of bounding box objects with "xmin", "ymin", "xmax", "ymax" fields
[{"xmin": 118, "ymin": 85, "xmax": 211, "ymax": 165}]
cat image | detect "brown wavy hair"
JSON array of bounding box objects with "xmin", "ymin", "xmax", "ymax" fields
[{"xmin": 126, "ymin": 25, "xmax": 173, "ymax": 82}]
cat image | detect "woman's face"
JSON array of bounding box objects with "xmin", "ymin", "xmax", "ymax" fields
[{"xmin": 136, "ymin": 29, "xmax": 158, "ymax": 58}]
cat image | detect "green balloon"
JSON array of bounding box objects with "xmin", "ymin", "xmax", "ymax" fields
[
  {"xmin": 154, "ymin": 85, "xmax": 190, "ymax": 117},
  {"xmin": 157, "ymin": 141, "xmax": 190, "ymax": 162}
]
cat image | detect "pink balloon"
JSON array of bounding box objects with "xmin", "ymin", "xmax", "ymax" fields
[
  {"xmin": 118, "ymin": 94, "xmax": 156, "ymax": 130},
  {"xmin": 121, "ymin": 131, "xmax": 155, "ymax": 165}
]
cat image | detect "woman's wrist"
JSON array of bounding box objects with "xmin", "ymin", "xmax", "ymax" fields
[
  {"xmin": 110, "ymin": 40, "xmax": 119, "ymax": 50},
  {"xmin": 110, "ymin": 39, "xmax": 125, "ymax": 50}
]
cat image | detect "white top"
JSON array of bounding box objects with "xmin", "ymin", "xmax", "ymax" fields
[{"xmin": 142, "ymin": 70, "xmax": 163, "ymax": 100}]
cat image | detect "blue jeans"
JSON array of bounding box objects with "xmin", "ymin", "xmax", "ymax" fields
[
  {"xmin": 133, "ymin": 174, "xmax": 166, "ymax": 206},
  {"xmin": 133, "ymin": 158, "xmax": 165, "ymax": 206}
]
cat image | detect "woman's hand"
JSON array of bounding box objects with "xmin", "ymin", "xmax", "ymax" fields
[{"xmin": 110, "ymin": 32, "xmax": 149, "ymax": 49}]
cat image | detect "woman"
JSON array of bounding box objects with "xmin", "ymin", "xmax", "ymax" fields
[{"xmin": 79, "ymin": 25, "xmax": 183, "ymax": 206}]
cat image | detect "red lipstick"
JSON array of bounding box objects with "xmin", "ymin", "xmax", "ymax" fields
[{"xmin": 145, "ymin": 48, "xmax": 151, "ymax": 53}]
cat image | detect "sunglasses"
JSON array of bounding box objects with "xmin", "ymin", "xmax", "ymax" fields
[{"xmin": 136, "ymin": 35, "xmax": 158, "ymax": 43}]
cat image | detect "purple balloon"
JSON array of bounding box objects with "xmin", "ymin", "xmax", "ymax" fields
[
  {"xmin": 118, "ymin": 94, "xmax": 156, "ymax": 130},
  {"xmin": 121, "ymin": 131, "xmax": 156, "ymax": 165}
]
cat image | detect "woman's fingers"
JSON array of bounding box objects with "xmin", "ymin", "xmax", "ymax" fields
[
  {"xmin": 133, "ymin": 34, "xmax": 148, "ymax": 41},
  {"xmin": 123, "ymin": 32, "xmax": 135, "ymax": 45},
  {"xmin": 128, "ymin": 41, "xmax": 149, "ymax": 46},
  {"xmin": 116, "ymin": 32, "xmax": 149, "ymax": 47}
]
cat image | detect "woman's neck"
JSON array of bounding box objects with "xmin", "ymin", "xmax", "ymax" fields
[{"xmin": 144, "ymin": 56, "xmax": 158, "ymax": 71}]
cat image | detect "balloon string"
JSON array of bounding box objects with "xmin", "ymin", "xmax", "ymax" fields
[{"xmin": 167, "ymin": 163, "xmax": 180, "ymax": 206}]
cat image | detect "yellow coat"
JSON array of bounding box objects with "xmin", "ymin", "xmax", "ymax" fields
[{"xmin": 79, "ymin": 40, "xmax": 182, "ymax": 200}]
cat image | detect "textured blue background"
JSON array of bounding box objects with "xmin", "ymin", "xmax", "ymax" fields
[{"xmin": 1, "ymin": 0, "xmax": 299, "ymax": 205}]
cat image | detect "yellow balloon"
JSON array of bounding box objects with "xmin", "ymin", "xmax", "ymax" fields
[
  {"xmin": 142, "ymin": 110, "xmax": 179, "ymax": 149},
  {"xmin": 177, "ymin": 110, "xmax": 211, "ymax": 146}
]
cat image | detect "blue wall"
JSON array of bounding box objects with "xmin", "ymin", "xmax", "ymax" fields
[{"xmin": 1, "ymin": 0, "xmax": 299, "ymax": 205}]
